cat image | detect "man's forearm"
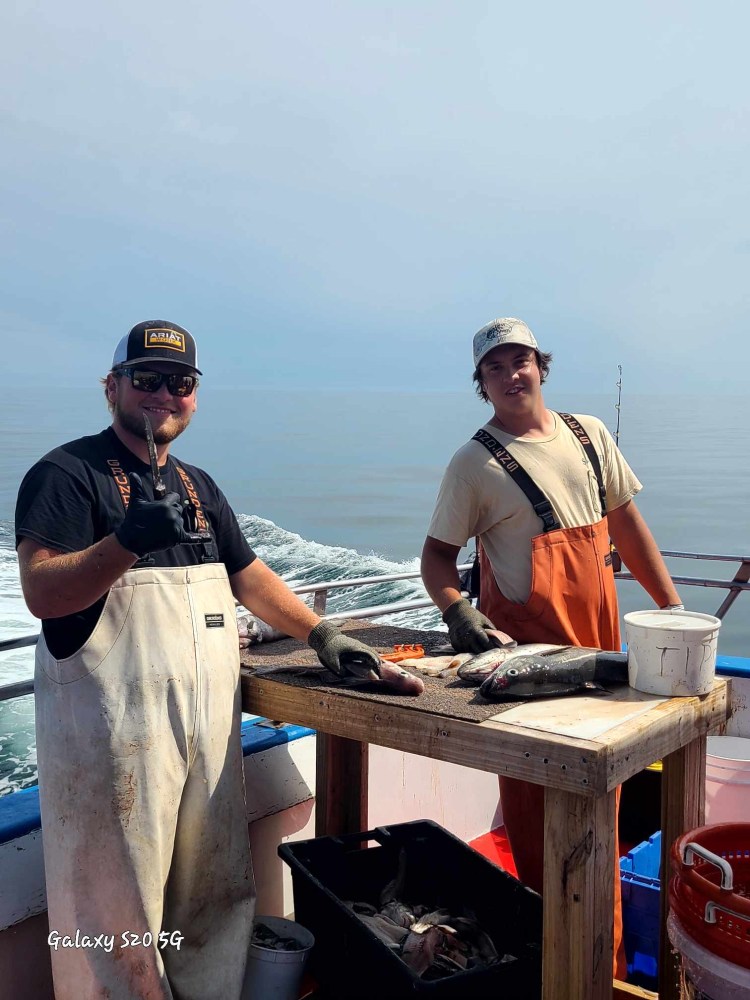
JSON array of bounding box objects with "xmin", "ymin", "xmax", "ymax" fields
[
  {"xmin": 608, "ymin": 502, "xmax": 681, "ymax": 608},
  {"xmin": 18, "ymin": 536, "xmax": 138, "ymax": 619},
  {"xmin": 420, "ymin": 541, "xmax": 464, "ymax": 614},
  {"xmin": 230, "ymin": 559, "xmax": 321, "ymax": 642}
]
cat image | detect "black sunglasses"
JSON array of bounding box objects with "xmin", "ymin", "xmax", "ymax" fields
[{"xmin": 118, "ymin": 368, "xmax": 199, "ymax": 397}]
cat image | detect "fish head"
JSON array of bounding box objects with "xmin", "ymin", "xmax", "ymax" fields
[
  {"xmin": 479, "ymin": 654, "xmax": 577, "ymax": 699},
  {"xmin": 487, "ymin": 660, "xmax": 538, "ymax": 695}
]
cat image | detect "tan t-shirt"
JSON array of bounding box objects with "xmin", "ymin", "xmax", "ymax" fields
[{"xmin": 427, "ymin": 412, "xmax": 642, "ymax": 603}]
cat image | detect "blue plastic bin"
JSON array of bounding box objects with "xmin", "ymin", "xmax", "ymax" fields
[{"xmin": 619, "ymin": 831, "xmax": 661, "ymax": 990}]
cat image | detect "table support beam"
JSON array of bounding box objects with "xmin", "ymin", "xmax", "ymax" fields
[
  {"xmin": 658, "ymin": 735, "xmax": 706, "ymax": 1000},
  {"xmin": 543, "ymin": 786, "xmax": 617, "ymax": 1000},
  {"xmin": 315, "ymin": 733, "xmax": 368, "ymax": 837}
]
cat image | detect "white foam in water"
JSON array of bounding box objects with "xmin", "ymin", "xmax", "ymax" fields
[
  {"xmin": 237, "ymin": 514, "xmax": 442, "ymax": 627},
  {"xmin": 0, "ymin": 526, "xmax": 40, "ymax": 794}
]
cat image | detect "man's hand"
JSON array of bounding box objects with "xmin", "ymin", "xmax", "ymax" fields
[
  {"xmin": 307, "ymin": 621, "xmax": 382, "ymax": 678},
  {"xmin": 442, "ymin": 598, "xmax": 496, "ymax": 653},
  {"xmin": 115, "ymin": 473, "xmax": 191, "ymax": 557}
]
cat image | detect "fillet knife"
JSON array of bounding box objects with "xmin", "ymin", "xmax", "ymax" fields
[
  {"xmin": 143, "ymin": 412, "xmax": 168, "ymax": 499},
  {"xmin": 143, "ymin": 413, "xmax": 212, "ymax": 544}
]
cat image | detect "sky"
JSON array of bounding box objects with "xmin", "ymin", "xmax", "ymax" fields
[{"xmin": 1, "ymin": 1, "xmax": 748, "ymax": 392}]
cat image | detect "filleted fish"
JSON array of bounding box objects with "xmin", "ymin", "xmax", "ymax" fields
[
  {"xmin": 344, "ymin": 848, "xmax": 514, "ymax": 981},
  {"xmin": 399, "ymin": 653, "xmax": 473, "ymax": 677}
]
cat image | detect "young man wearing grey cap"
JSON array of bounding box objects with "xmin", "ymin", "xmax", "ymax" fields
[
  {"xmin": 15, "ymin": 320, "xmax": 380, "ymax": 1000},
  {"xmin": 421, "ymin": 317, "xmax": 682, "ymax": 979}
]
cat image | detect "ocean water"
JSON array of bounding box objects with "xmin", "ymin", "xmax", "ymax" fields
[{"xmin": 1, "ymin": 386, "xmax": 748, "ymax": 794}]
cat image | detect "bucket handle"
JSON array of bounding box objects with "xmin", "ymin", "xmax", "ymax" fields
[
  {"xmin": 705, "ymin": 900, "xmax": 747, "ymax": 925},
  {"xmin": 683, "ymin": 842, "xmax": 734, "ymax": 890}
]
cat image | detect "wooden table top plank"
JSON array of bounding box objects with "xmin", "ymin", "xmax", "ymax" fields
[
  {"xmin": 601, "ymin": 679, "xmax": 729, "ymax": 789},
  {"xmin": 242, "ymin": 671, "xmax": 609, "ymax": 792}
]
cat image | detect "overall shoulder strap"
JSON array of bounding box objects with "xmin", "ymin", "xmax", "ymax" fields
[
  {"xmin": 471, "ymin": 428, "xmax": 560, "ymax": 532},
  {"xmin": 172, "ymin": 461, "xmax": 216, "ymax": 563},
  {"xmin": 557, "ymin": 413, "xmax": 607, "ymax": 516},
  {"xmin": 106, "ymin": 458, "xmax": 132, "ymax": 511},
  {"xmin": 172, "ymin": 462, "xmax": 210, "ymax": 534}
]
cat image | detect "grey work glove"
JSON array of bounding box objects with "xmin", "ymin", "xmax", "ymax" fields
[
  {"xmin": 442, "ymin": 598, "xmax": 496, "ymax": 654},
  {"xmin": 307, "ymin": 621, "xmax": 382, "ymax": 679},
  {"xmin": 115, "ymin": 472, "xmax": 192, "ymax": 557}
]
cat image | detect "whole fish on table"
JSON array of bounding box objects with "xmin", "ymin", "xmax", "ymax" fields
[
  {"xmin": 457, "ymin": 643, "xmax": 563, "ymax": 685},
  {"xmin": 478, "ymin": 646, "xmax": 629, "ymax": 701}
]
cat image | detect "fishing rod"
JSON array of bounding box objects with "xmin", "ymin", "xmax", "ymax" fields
[
  {"xmin": 610, "ymin": 365, "xmax": 623, "ymax": 573},
  {"xmin": 614, "ymin": 364, "xmax": 622, "ymax": 447}
]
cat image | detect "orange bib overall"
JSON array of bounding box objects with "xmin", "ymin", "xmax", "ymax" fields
[{"xmin": 475, "ymin": 418, "xmax": 626, "ymax": 979}]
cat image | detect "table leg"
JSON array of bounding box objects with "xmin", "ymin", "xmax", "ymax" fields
[
  {"xmin": 543, "ymin": 786, "xmax": 616, "ymax": 1000},
  {"xmin": 315, "ymin": 733, "xmax": 369, "ymax": 837},
  {"xmin": 658, "ymin": 734, "xmax": 706, "ymax": 1000}
]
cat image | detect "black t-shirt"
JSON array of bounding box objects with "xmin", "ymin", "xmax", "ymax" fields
[{"xmin": 15, "ymin": 427, "xmax": 256, "ymax": 658}]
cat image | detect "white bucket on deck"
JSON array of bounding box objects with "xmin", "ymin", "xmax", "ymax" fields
[
  {"xmin": 623, "ymin": 609, "xmax": 721, "ymax": 697},
  {"xmin": 241, "ymin": 916, "xmax": 315, "ymax": 1000},
  {"xmin": 705, "ymin": 736, "xmax": 750, "ymax": 824},
  {"xmin": 667, "ymin": 913, "xmax": 750, "ymax": 999}
]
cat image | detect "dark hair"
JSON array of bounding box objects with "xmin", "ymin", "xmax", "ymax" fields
[
  {"xmin": 472, "ymin": 349, "xmax": 553, "ymax": 403},
  {"xmin": 101, "ymin": 370, "xmax": 123, "ymax": 413}
]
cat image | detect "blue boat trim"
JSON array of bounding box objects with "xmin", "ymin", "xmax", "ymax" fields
[
  {"xmin": 0, "ymin": 719, "xmax": 315, "ymax": 846},
  {"xmin": 0, "ymin": 785, "xmax": 40, "ymax": 844},
  {"xmin": 240, "ymin": 718, "xmax": 316, "ymax": 755},
  {"xmin": 716, "ymin": 654, "xmax": 750, "ymax": 679}
]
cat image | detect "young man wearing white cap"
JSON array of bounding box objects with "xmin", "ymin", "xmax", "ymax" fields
[
  {"xmin": 421, "ymin": 317, "xmax": 682, "ymax": 979},
  {"xmin": 15, "ymin": 320, "xmax": 380, "ymax": 1000}
]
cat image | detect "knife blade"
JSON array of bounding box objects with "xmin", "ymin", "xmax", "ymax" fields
[
  {"xmin": 141, "ymin": 411, "xmax": 212, "ymax": 545},
  {"xmin": 143, "ymin": 413, "xmax": 167, "ymax": 499}
]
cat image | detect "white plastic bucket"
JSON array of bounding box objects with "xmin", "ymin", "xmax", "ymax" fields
[
  {"xmin": 623, "ymin": 609, "xmax": 721, "ymax": 696},
  {"xmin": 241, "ymin": 916, "xmax": 315, "ymax": 1000},
  {"xmin": 705, "ymin": 736, "xmax": 750, "ymax": 824},
  {"xmin": 667, "ymin": 912, "xmax": 750, "ymax": 999}
]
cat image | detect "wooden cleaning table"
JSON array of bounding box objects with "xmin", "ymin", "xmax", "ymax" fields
[{"xmin": 240, "ymin": 622, "xmax": 730, "ymax": 1000}]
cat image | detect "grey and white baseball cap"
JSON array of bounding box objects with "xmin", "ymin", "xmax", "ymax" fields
[
  {"xmin": 472, "ymin": 318, "xmax": 538, "ymax": 367},
  {"xmin": 112, "ymin": 320, "xmax": 202, "ymax": 374}
]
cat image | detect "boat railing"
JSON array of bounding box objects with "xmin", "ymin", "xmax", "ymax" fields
[{"xmin": 1, "ymin": 551, "xmax": 748, "ymax": 703}]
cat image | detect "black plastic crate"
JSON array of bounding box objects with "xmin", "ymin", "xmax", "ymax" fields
[{"xmin": 278, "ymin": 819, "xmax": 542, "ymax": 999}]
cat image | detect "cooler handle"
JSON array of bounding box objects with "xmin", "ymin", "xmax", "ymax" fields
[
  {"xmin": 683, "ymin": 842, "xmax": 734, "ymax": 890},
  {"xmin": 705, "ymin": 900, "xmax": 747, "ymax": 924}
]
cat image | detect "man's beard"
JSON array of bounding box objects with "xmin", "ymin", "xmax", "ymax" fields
[{"xmin": 115, "ymin": 401, "xmax": 192, "ymax": 444}]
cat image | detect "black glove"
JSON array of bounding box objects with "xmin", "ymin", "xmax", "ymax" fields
[
  {"xmin": 307, "ymin": 621, "xmax": 382, "ymax": 678},
  {"xmin": 442, "ymin": 598, "xmax": 496, "ymax": 653},
  {"xmin": 115, "ymin": 472, "xmax": 191, "ymax": 557}
]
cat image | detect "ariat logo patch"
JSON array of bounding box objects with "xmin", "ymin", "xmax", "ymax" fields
[
  {"xmin": 205, "ymin": 613, "xmax": 225, "ymax": 628},
  {"xmin": 144, "ymin": 328, "xmax": 186, "ymax": 353}
]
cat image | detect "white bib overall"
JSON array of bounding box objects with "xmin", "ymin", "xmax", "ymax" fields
[{"xmin": 35, "ymin": 564, "xmax": 256, "ymax": 1000}]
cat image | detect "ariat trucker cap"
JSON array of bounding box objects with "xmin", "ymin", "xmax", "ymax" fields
[
  {"xmin": 472, "ymin": 318, "xmax": 538, "ymax": 368},
  {"xmin": 112, "ymin": 320, "xmax": 202, "ymax": 374}
]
